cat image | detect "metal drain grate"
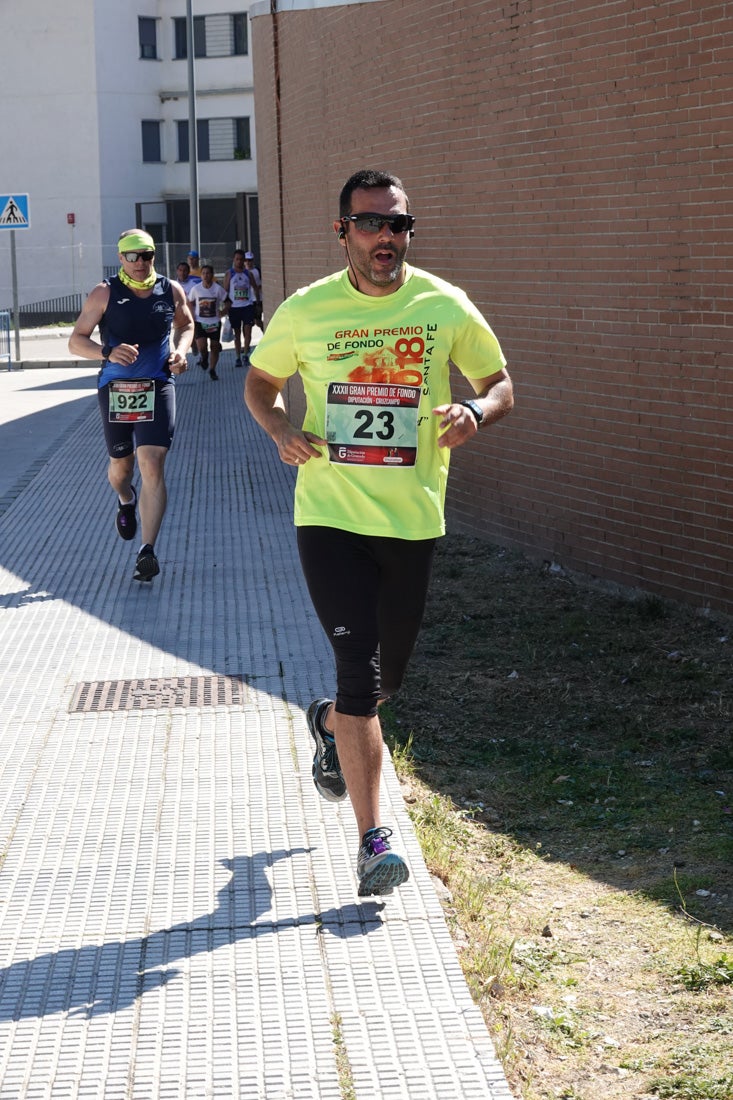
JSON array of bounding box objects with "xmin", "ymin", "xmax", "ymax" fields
[{"xmin": 69, "ymin": 674, "xmax": 249, "ymax": 713}]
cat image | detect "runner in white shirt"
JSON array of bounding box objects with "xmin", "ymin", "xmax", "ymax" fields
[{"xmin": 187, "ymin": 265, "xmax": 229, "ymax": 381}]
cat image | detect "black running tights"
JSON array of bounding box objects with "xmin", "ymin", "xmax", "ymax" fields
[{"xmin": 297, "ymin": 526, "xmax": 436, "ymax": 718}]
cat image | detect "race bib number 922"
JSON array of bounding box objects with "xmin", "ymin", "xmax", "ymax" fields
[{"xmin": 108, "ymin": 379, "xmax": 156, "ymax": 423}]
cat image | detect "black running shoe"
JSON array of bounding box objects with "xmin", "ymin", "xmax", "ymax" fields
[
  {"xmin": 357, "ymin": 827, "xmax": 409, "ymax": 896},
  {"xmin": 209, "ymin": 369, "xmax": 219, "ymax": 380},
  {"xmin": 116, "ymin": 487, "xmax": 137, "ymax": 541},
  {"xmin": 133, "ymin": 544, "xmax": 160, "ymax": 582},
  {"xmin": 199, "ymin": 355, "xmax": 209, "ymax": 370},
  {"xmin": 307, "ymin": 698, "xmax": 346, "ymax": 802}
]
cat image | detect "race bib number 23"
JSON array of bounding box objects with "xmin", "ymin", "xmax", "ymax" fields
[{"xmin": 325, "ymin": 382, "xmax": 420, "ymax": 467}]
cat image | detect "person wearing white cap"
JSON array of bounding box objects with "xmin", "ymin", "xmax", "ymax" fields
[
  {"xmin": 223, "ymin": 249, "xmax": 257, "ymax": 366},
  {"xmin": 243, "ymin": 252, "xmax": 263, "ymax": 330}
]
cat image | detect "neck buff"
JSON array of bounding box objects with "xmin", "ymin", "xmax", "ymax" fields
[{"xmin": 117, "ymin": 231, "xmax": 158, "ymax": 290}]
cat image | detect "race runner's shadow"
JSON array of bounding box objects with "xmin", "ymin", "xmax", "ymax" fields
[
  {"xmin": 0, "ymin": 851, "xmax": 320, "ymax": 1021},
  {"xmin": 0, "ymin": 850, "xmax": 387, "ymax": 1022}
]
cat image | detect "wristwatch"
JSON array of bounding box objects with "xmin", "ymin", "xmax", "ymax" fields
[{"xmin": 461, "ymin": 399, "xmax": 484, "ymax": 427}]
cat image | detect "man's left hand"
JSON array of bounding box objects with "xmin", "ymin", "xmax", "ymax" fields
[
  {"xmin": 169, "ymin": 351, "xmax": 189, "ymax": 375},
  {"xmin": 433, "ymin": 403, "xmax": 478, "ymax": 449}
]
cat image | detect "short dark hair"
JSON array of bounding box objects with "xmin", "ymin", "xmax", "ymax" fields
[
  {"xmin": 233, "ymin": 249, "xmax": 245, "ymax": 259},
  {"xmin": 201, "ymin": 264, "xmax": 214, "ymax": 275},
  {"xmin": 177, "ymin": 261, "xmax": 190, "ymax": 273},
  {"xmin": 339, "ymin": 169, "xmax": 409, "ymax": 218}
]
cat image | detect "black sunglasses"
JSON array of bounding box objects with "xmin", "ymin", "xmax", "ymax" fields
[
  {"xmin": 341, "ymin": 213, "xmax": 415, "ymax": 235},
  {"xmin": 122, "ymin": 250, "xmax": 155, "ymax": 262}
]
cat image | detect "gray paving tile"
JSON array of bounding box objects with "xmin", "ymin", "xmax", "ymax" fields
[{"xmin": 0, "ymin": 355, "xmax": 514, "ymax": 1097}]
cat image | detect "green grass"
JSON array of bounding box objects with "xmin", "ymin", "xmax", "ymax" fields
[
  {"xmin": 648, "ymin": 1072, "xmax": 733, "ymax": 1099},
  {"xmin": 676, "ymin": 955, "xmax": 733, "ymax": 992}
]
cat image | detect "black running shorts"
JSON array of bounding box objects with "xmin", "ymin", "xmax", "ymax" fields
[
  {"xmin": 97, "ymin": 378, "xmax": 176, "ymax": 458},
  {"xmin": 194, "ymin": 321, "xmax": 222, "ymax": 343},
  {"xmin": 229, "ymin": 305, "xmax": 256, "ymax": 332}
]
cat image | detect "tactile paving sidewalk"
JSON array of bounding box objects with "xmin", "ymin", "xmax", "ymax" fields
[{"xmin": 0, "ymin": 356, "xmax": 514, "ymax": 1099}]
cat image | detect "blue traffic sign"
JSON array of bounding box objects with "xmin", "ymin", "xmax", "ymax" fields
[{"xmin": 0, "ymin": 194, "xmax": 30, "ymax": 229}]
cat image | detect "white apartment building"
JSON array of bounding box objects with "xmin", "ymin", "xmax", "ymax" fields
[{"xmin": 0, "ymin": 1, "xmax": 259, "ymax": 315}]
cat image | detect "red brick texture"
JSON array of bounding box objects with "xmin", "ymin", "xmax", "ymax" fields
[{"xmin": 252, "ymin": 1, "xmax": 733, "ymax": 615}]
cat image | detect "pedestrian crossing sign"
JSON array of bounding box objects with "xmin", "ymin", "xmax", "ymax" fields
[{"xmin": 0, "ymin": 194, "xmax": 30, "ymax": 230}]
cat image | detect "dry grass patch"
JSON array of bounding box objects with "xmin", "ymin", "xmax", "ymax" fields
[{"xmin": 382, "ymin": 534, "xmax": 733, "ymax": 1100}]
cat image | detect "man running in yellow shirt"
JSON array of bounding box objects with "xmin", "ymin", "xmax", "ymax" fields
[{"xmin": 245, "ymin": 170, "xmax": 513, "ymax": 896}]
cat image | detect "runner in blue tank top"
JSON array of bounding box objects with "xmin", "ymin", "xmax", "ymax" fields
[{"xmin": 69, "ymin": 229, "xmax": 194, "ymax": 582}]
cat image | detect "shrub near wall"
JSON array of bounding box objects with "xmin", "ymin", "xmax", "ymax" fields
[{"xmin": 252, "ymin": 0, "xmax": 733, "ymax": 615}]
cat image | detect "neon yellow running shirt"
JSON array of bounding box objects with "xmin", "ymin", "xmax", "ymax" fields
[{"xmin": 250, "ymin": 265, "xmax": 506, "ymax": 540}]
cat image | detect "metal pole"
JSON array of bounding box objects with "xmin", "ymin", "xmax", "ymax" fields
[
  {"xmin": 186, "ymin": 0, "xmax": 200, "ymax": 255},
  {"xmin": 70, "ymin": 223, "xmax": 76, "ymax": 300},
  {"xmin": 10, "ymin": 230, "xmax": 20, "ymax": 367}
]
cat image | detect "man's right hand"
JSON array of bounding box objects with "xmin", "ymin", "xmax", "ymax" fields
[
  {"xmin": 244, "ymin": 365, "xmax": 325, "ymax": 466},
  {"xmin": 276, "ymin": 427, "xmax": 326, "ymax": 467}
]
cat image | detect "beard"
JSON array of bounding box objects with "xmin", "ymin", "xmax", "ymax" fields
[{"xmin": 352, "ymin": 241, "xmax": 409, "ymax": 290}]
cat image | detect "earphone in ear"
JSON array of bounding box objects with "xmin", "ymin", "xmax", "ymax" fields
[{"xmin": 337, "ymin": 228, "xmax": 346, "ymax": 239}]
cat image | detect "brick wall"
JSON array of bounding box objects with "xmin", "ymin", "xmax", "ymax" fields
[{"xmin": 252, "ymin": 0, "xmax": 733, "ymax": 615}]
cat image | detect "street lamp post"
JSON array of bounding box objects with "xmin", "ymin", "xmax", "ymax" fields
[{"xmin": 186, "ymin": 0, "xmax": 200, "ymax": 255}]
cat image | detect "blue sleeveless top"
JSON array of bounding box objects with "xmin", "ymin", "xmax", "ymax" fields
[{"xmin": 98, "ymin": 275, "xmax": 176, "ymax": 387}]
